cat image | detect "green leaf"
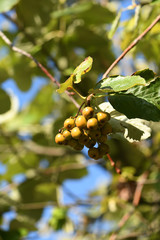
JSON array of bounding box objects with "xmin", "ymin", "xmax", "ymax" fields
[
  {"xmin": 52, "ymin": 2, "xmax": 91, "ymax": 18},
  {"xmin": 109, "ymin": 94, "xmax": 160, "ymax": 121},
  {"xmin": 58, "ymin": 168, "xmax": 88, "ymax": 184},
  {"xmin": 0, "ymin": 88, "xmax": 11, "ymax": 114},
  {"xmin": 121, "ymin": 121, "xmax": 144, "ymax": 141},
  {"xmin": 108, "ymin": 11, "xmax": 121, "ymax": 39},
  {"xmin": 96, "ymin": 75, "xmax": 146, "ymax": 92},
  {"xmin": 57, "ymin": 57, "xmax": 93, "ymax": 93},
  {"xmin": 126, "ymin": 77, "xmax": 160, "ymax": 109},
  {"xmin": 0, "ymin": 230, "xmax": 20, "ymax": 240},
  {"xmin": 57, "ymin": 74, "xmax": 74, "ymax": 94},
  {"xmin": 10, "ymin": 215, "xmax": 36, "ymax": 231},
  {"xmin": 0, "ymin": 0, "xmax": 20, "ymax": 12},
  {"xmin": 52, "ymin": 2, "xmax": 114, "ymax": 25},
  {"xmin": 151, "ymin": 0, "xmax": 160, "ymax": 4}
]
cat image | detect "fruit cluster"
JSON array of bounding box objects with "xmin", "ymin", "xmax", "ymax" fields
[{"xmin": 55, "ymin": 106, "xmax": 112, "ymax": 160}]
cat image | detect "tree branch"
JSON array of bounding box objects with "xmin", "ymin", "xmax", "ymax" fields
[
  {"xmin": 0, "ymin": 30, "xmax": 80, "ymax": 109},
  {"xmin": 102, "ymin": 14, "xmax": 160, "ymax": 79}
]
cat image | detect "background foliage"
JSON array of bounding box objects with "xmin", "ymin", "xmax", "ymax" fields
[{"xmin": 0, "ymin": 0, "xmax": 160, "ymax": 239}]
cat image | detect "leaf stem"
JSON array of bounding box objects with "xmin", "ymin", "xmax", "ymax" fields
[{"xmin": 101, "ymin": 14, "xmax": 160, "ymax": 80}]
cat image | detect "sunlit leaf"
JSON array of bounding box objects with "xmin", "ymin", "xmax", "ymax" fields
[
  {"xmin": 96, "ymin": 75, "xmax": 146, "ymax": 92},
  {"xmin": 57, "ymin": 57, "xmax": 93, "ymax": 93},
  {"xmin": 0, "ymin": 0, "xmax": 20, "ymax": 12},
  {"xmin": 108, "ymin": 11, "xmax": 121, "ymax": 39}
]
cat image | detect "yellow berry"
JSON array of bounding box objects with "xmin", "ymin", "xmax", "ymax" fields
[
  {"xmin": 82, "ymin": 107, "xmax": 94, "ymax": 119},
  {"xmin": 87, "ymin": 118, "xmax": 98, "ymax": 130},
  {"xmin": 71, "ymin": 127, "xmax": 82, "ymax": 139},
  {"xmin": 55, "ymin": 133, "xmax": 66, "ymax": 145},
  {"xmin": 97, "ymin": 112, "xmax": 110, "ymax": 126},
  {"xmin": 63, "ymin": 130, "xmax": 71, "ymax": 140},
  {"xmin": 75, "ymin": 116, "xmax": 87, "ymax": 129},
  {"xmin": 64, "ymin": 118, "xmax": 75, "ymax": 130}
]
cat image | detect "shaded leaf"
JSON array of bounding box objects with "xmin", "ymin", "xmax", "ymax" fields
[
  {"xmin": 52, "ymin": 2, "xmax": 114, "ymax": 25},
  {"xmin": 58, "ymin": 168, "xmax": 88, "ymax": 184},
  {"xmin": 0, "ymin": 88, "xmax": 11, "ymax": 114},
  {"xmin": 96, "ymin": 75, "xmax": 146, "ymax": 92},
  {"xmin": 109, "ymin": 94, "xmax": 160, "ymax": 121},
  {"xmin": 10, "ymin": 215, "xmax": 36, "ymax": 231},
  {"xmin": 126, "ymin": 77, "xmax": 160, "ymax": 109},
  {"xmin": 0, "ymin": 230, "xmax": 20, "ymax": 240},
  {"xmin": 133, "ymin": 68, "xmax": 156, "ymax": 82}
]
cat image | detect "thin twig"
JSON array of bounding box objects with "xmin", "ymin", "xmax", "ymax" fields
[
  {"xmin": 0, "ymin": 30, "xmax": 80, "ymax": 109},
  {"xmin": 102, "ymin": 14, "xmax": 160, "ymax": 79}
]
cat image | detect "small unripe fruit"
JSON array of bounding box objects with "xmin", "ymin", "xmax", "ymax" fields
[
  {"xmin": 68, "ymin": 138, "xmax": 79, "ymax": 148},
  {"xmin": 88, "ymin": 129, "xmax": 101, "ymax": 140},
  {"xmin": 101, "ymin": 122, "xmax": 112, "ymax": 135},
  {"xmin": 75, "ymin": 115, "xmax": 87, "ymax": 129},
  {"xmin": 82, "ymin": 107, "xmax": 94, "ymax": 119},
  {"xmin": 99, "ymin": 143, "xmax": 109, "ymax": 155},
  {"xmin": 97, "ymin": 112, "xmax": 110, "ymax": 126},
  {"xmin": 71, "ymin": 127, "xmax": 82, "ymax": 139},
  {"xmin": 97, "ymin": 134, "xmax": 107, "ymax": 143},
  {"xmin": 64, "ymin": 118, "xmax": 75, "ymax": 130},
  {"xmin": 73, "ymin": 142, "xmax": 84, "ymax": 151},
  {"xmin": 63, "ymin": 130, "xmax": 72, "ymax": 140},
  {"xmin": 88, "ymin": 147, "xmax": 100, "ymax": 160},
  {"xmin": 55, "ymin": 133, "xmax": 66, "ymax": 145},
  {"xmin": 87, "ymin": 118, "xmax": 98, "ymax": 130},
  {"xmin": 78, "ymin": 132, "xmax": 89, "ymax": 145},
  {"xmin": 85, "ymin": 138, "xmax": 96, "ymax": 148}
]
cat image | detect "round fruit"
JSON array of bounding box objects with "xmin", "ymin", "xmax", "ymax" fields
[
  {"xmin": 63, "ymin": 130, "xmax": 71, "ymax": 140},
  {"xmin": 64, "ymin": 118, "xmax": 75, "ymax": 130},
  {"xmin": 97, "ymin": 112, "xmax": 110, "ymax": 126},
  {"xmin": 78, "ymin": 132, "xmax": 89, "ymax": 145},
  {"xmin": 73, "ymin": 142, "xmax": 84, "ymax": 151},
  {"xmin": 75, "ymin": 116, "xmax": 87, "ymax": 129},
  {"xmin": 101, "ymin": 122, "xmax": 112, "ymax": 135},
  {"xmin": 87, "ymin": 118, "xmax": 98, "ymax": 130},
  {"xmin": 68, "ymin": 138, "xmax": 79, "ymax": 148},
  {"xmin": 99, "ymin": 143, "xmax": 109, "ymax": 155},
  {"xmin": 71, "ymin": 127, "xmax": 82, "ymax": 139},
  {"xmin": 82, "ymin": 107, "xmax": 94, "ymax": 119},
  {"xmin": 85, "ymin": 138, "xmax": 96, "ymax": 148},
  {"xmin": 88, "ymin": 129, "xmax": 101, "ymax": 140},
  {"xmin": 55, "ymin": 133, "xmax": 66, "ymax": 145},
  {"xmin": 88, "ymin": 147, "xmax": 100, "ymax": 160},
  {"xmin": 97, "ymin": 134, "xmax": 107, "ymax": 143}
]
